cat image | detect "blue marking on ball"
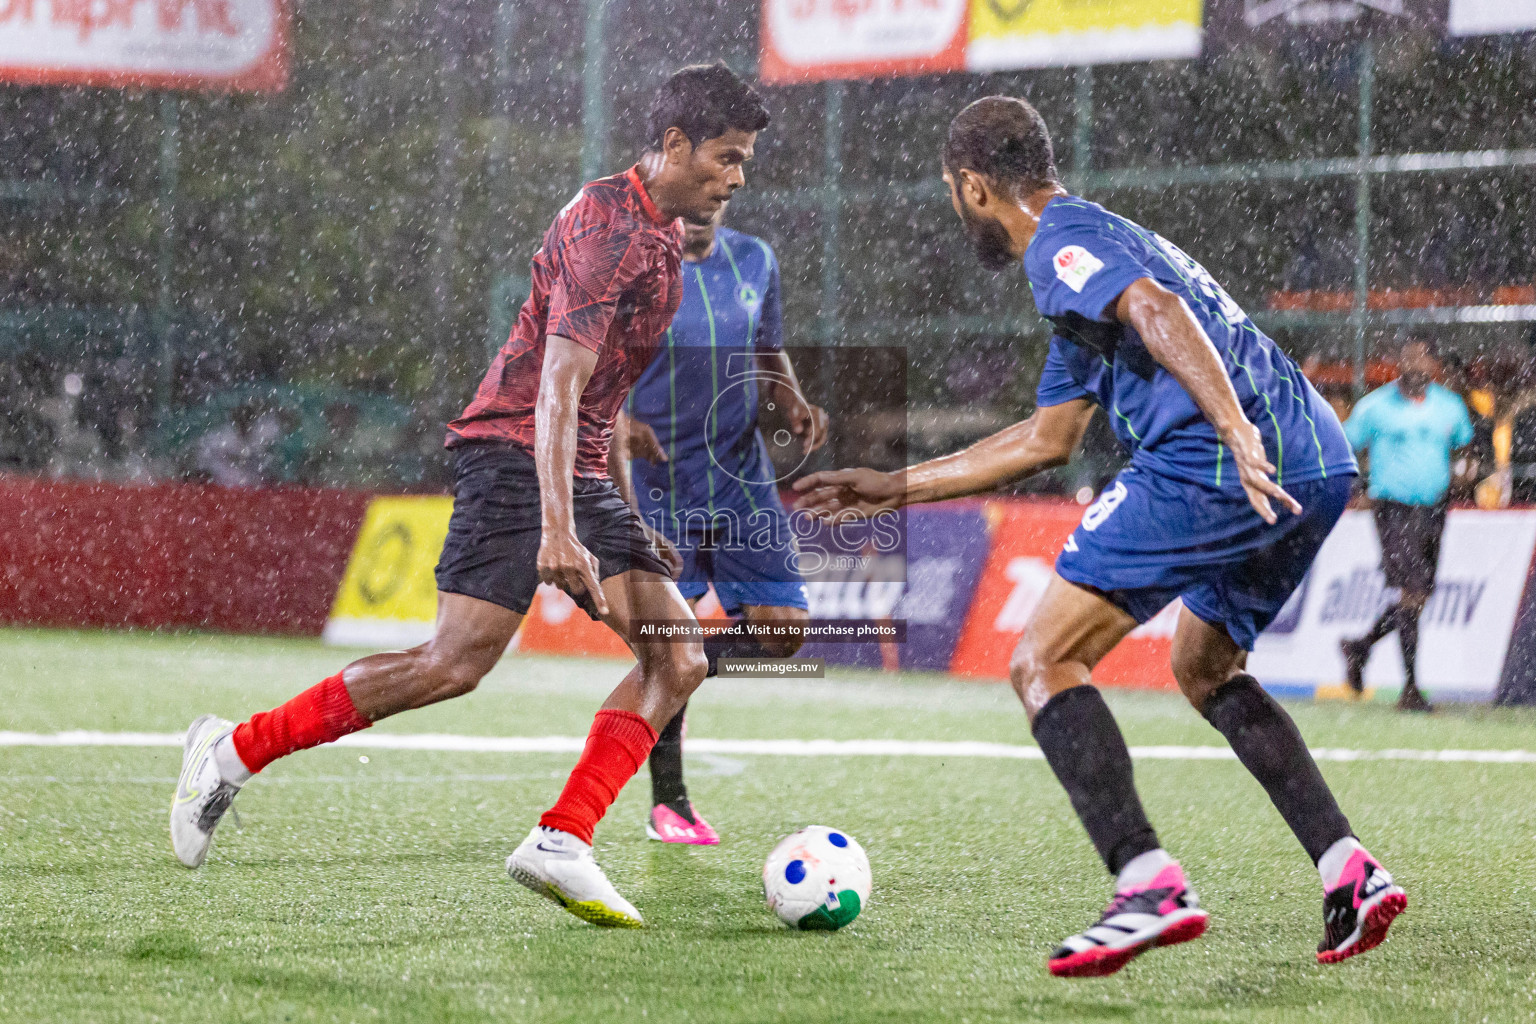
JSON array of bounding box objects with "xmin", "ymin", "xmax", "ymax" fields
[
  {"xmin": 785, "ymin": 859, "xmax": 806, "ymax": 884},
  {"xmin": 828, "ymin": 832, "xmax": 848, "ymax": 848}
]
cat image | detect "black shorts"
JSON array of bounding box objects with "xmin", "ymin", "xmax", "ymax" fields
[
  {"xmin": 434, "ymin": 441, "xmax": 673, "ymax": 619},
  {"xmin": 1373, "ymin": 499, "xmax": 1447, "ymax": 595}
]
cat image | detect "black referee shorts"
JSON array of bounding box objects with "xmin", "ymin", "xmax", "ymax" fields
[
  {"xmin": 1372, "ymin": 499, "xmax": 1447, "ymax": 596},
  {"xmin": 434, "ymin": 441, "xmax": 673, "ymax": 620}
]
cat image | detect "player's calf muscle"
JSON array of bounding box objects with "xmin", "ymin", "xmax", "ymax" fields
[
  {"xmin": 341, "ymin": 649, "xmax": 481, "ymax": 719},
  {"xmin": 343, "ymin": 620, "xmax": 513, "ymax": 718},
  {"xmin": 644, "ymin": 644, "xmax": 707, "ymax": 709},
  {"xmin": 604, "ymin": 644, "xmax": 707, "ymax": 729},
  {"xmin": 745, "ymin": 606, "xmax": 810, "ymax": 658},
  {"xmin": 1009, "ymin": 648, "xmax": 1090, "ymax": 723},
  {"xmin": 1009, "ymin": 580, "xmax": 1134, "ymax": 721},
  {"xmin": 759, "ymin": 636, "xmax": 804, "ymax": 659},
  {"xmin": 417, "ymin": 645, "xmax": 497, "ymax": 701},
  {"xmin": 1169, "ymin": 611, "xmax": 1247, "ymax": 712},
  {"xmin": 1171, "ymin": 663, "xmax": 1237, "ymax": 714}
]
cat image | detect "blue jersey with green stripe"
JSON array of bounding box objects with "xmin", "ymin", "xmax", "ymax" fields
[
  {"xmin": 628, "ymin": 225, "xmax": 783, "ymax": 519},
  {"xmin": 1029, "ymin": 196, "xmax": 1355, "ymax": 491}
]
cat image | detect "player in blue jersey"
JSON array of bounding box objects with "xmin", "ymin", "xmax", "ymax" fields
[
  {"xmin": 619, "ymin": 204, "xmax": 828, "ymax": 844},
  {"xmin": 796, "ymin": 97, "xmax": 1405, "ymax": 976}
]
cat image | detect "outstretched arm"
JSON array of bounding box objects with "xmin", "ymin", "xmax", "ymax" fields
[
  {"xmin": 794, "ymin": 398, "xmax": 1095, "ymax": 517},
  {"xmin": 1114, "ymin": 277, "xmax": 1300, "ymax": 524}
]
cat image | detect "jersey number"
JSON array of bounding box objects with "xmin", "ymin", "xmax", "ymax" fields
[
  {"xmin": 1081, "ymin": 480, "xmax": 1128, "ymax": 532},
  {"xmin": 1153, "ymin": 234, "xmax": 1246, "ymax": 325}
]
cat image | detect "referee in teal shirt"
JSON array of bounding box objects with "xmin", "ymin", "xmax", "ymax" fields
[{"xmin": 1341, "ymin": 338, "xmax": 1474, "ymax": 711}]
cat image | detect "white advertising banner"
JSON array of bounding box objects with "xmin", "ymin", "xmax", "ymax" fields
[
  {"xmin": 0, "ymin": 0, "xmax": 287, "ymax": 91},
  {"xmin": 1250, "ymin": 510, "xmax": 1536, "ymax": 701},
  {"xmin": 1448, "ymin": 0, "xmax": 1536, "ymax": 36},
  {"xmin": 759, "ymin": 0, "xmax": 970, "ymax": 83}
]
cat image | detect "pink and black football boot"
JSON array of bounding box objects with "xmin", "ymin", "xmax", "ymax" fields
[
  {"xmin": 1048, "ymin": 860, "xmax": 1209, "ymax": 978},
  {"xmin": 1317, "ymin": 845, "xmax": 1406, "ymax": 964},
  {"xmin": 645, "ymin": 802, "xmax": 719, "ymax": 845}
]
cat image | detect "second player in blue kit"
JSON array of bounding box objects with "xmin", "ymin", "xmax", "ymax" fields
[{"xmin": 622, "ymin": 206, "xmax": 828, "ymax": 844}]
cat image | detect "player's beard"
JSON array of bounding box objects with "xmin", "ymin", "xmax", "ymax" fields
[{"xmin": 959, "ymin": 202, "xmax": 1018, "ymax": 272}]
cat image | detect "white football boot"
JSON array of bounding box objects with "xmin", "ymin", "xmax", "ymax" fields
[
  {"xmin": 506, "ymin": 826, "xmax": 644, "ymax": 928},
  {"xmin": 170, "ymin": 714, "xmax": 243, "ymax": 868}
]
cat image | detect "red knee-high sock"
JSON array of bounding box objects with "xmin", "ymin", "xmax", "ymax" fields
[
  {"xmin": 540, "ymin": 709, "xmax": 659, "ymax": 844},
  {"xmin": 231, "ymin": 672, "xmax": 372, "ymax": 774}
]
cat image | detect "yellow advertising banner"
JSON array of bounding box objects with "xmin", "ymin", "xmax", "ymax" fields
[
  {"xmin": 323, "ymin": 496, "xmax": 453, "ymax": 647},
  {"xmin": 967, "ymin": 0, "xmax": 1203, "ymax": 70}
]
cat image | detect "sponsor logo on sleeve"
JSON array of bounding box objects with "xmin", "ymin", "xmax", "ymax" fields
[{"xmin": 1053, "ymin": 245, "xmax": 1104, "ymax": 293}]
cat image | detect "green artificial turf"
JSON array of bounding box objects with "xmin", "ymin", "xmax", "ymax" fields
[{"xmin": 2, "ymin": 627, "xmax": 1535, "ymax": 1022}]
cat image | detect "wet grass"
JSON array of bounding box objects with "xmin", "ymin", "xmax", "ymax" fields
[{"xmin": 2, "ymin": 627, "xmax": 1535, "ymax": 1022}]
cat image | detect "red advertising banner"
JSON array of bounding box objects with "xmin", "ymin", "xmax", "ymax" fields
[
  {"xmin": 949, "ymin": 501, "xmax": 1179, "ymax": 690},
  {"xmin": 760, "ymin": 0, "xmax": 969, "ymax": 84},
  {"xmin": 0, "ymin": 0, "xmax": 288, "ymax": 92},
  {"xmin": 0, "ymin": 476, "xmax": 365, "ymax": 633}
]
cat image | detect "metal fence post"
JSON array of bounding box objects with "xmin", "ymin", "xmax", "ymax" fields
[
  {"xmin": 1073, "ymin": 64, "xmax": 1094, "ymax": 182},
  {"xmin": 491, "ymin": 0, "xmax": 519, "ymax": 219},
  {"xmin": 153, "ymin": 93, "xmax": 180, "ymax": 419},
  {"xmin": 581, "ymin": 0, "xmax": 609, "ymax": 182},
  {"xmin": 1352, "ymin": 40, "xmax": 1374, "ymax": 398},
  {"xmin": 485, "ymin": 0, "xmax": 521, "ymax": 353},
  {"xmin": 430, "ymin": 0, "xmax": 465, "ymax": 325},
  {"xmin": 820, "ymin": 80, "xmax": 844, "ymax": 347}
]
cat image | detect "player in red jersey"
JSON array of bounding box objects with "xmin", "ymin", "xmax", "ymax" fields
[{"xmin": 170, "ymin": 62, "xmax": 770, "ymax": 928}]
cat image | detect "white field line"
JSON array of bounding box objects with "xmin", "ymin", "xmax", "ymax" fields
[{"xmin": 1, "ymin": 731, "xmax": 1535, "ymax": 764}]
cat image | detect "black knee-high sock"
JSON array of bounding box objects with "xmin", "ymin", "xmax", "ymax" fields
[
  {"xmin": 650, "ymin": 629, "xmax": 782, "ymax": 814},
  {"xmin": 1358, "ymin": 603, "xmax": 1402, "ymax": 646},
  {"xmin": 648, "ymin": 702, "xmax": 690, "ymax": 811},
  {"xmin": 648, "ymin": 627, "xmax": 779, "ymax": 817},
  {"xmin": 1398, "ymin": 609, "xmax": 1421, "ymax": 689},
  {"xmin": 1032, "ymin": 686, "xmax": 1160, "ymax": 876},
  {"xmin": 1201, "ymin": 674, "xmax": 1352, "ymax": 863}
]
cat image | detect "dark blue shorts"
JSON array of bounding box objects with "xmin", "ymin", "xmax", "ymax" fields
[
  {"xmin": 635, "ymin": 449, "xmax": 808, "ymax": 617},
  {"xmin": 1055, "ymin": 468, "xmax": 1354, "ymax": 650}
]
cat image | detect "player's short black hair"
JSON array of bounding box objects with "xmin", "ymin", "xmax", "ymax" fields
[
  {"xmin": 944, "ymin": 96, "xmax": 1060, "ymax": 195},
  {"xmin": 647, "ymin": 61, "xmax": 770, "ymax": 151},
  {"xmin": 1402, "ymin": 334, "xmax": 1439, "ymax": 360}
]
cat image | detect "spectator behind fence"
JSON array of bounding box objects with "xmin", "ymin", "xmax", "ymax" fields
[
  {"xmin": 192, "ymin": 401, "xmax": 279, "ymax": 488},
  {"xmin": 1339, "ymin": 338, "xmax": 1474, "ymax": 713},
  {"xmin": 299, "ymin": 400, "xmax": 402, "ymax": 490},
  {"xmin": 0, "ymin": 354, "xmax": 55, "ymax": 473},
  {"xmin": 1282, "ymin": 231, "xmax": 1353, "ymax": 293},
  {"xmin": 1475, "ymin": 334, "xmax": 1536, "ymax": 508}
]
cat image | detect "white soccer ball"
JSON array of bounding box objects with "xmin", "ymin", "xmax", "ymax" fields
[{"xmin": 762, "ymin": 826, "xmax": 872, "ymax": 930}]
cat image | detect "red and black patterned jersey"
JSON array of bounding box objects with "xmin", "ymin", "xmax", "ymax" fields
[{"xmin": 446, "ymin": 165, "xmax": 683, "ymax": 476}]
